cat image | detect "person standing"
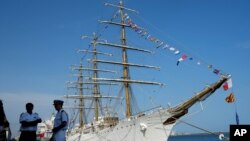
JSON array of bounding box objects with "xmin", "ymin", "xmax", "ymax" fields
[
  {"xmin": 0, "ymin": 99, "xmax": 10, "ymax": 141},
  {"xmin": 50, "ymin": 100, "xmax": 68, "ymax": 141},
  {"xmin": 19, "ymin": 102, "xmax": 42, "ymax": 141}
]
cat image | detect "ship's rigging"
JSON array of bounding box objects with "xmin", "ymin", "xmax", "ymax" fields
[
  {"xmin": 66, "ymin": 1, "xmax": 167, "ymax": 127},
  {"xmin": 62, "ymin": 1, "xmax": 231, "ymax": 141}
]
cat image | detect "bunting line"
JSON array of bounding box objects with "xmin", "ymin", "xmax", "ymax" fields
[
  {"xmin": 123, "ymin": 13, "xmax": 225, "ymax": 76},
  {"xmin": 123, "ymin": 12, "xmax": 237, "ymax": 127}
]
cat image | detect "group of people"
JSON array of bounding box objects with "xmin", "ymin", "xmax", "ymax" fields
[{"xmin": 0, "ymin": 99, "xmax": 68, "ymax": 141}]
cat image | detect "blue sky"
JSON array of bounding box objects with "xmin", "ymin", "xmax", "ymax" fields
[{"xmin": 0, "ymin": 0, "xmax": 250, "ymax": 137}]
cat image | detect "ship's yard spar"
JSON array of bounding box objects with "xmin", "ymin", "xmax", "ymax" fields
[{"xmin": 63, "ymin": 1, "xmax": 230, "ymax": 141}]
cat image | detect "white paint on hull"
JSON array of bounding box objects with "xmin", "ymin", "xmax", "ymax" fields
[{"xmin": 67, "ymin": 108, "xmax": 175, "ymax": 141}]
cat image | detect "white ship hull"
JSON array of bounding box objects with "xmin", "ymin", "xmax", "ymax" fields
[{"xmin": 67, "ymin": 108, "xmax": 175, "ymax": 141}]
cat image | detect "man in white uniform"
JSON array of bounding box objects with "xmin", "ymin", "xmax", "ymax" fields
[
  {"xmin": 50, "ymin": 100, "xmax": 68, "ymax": 141},
  {"xmin": 19, "ymin": 102, "xmax": 42, "ymax": 141}
]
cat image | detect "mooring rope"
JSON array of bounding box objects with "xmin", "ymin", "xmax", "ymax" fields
[{"xmin": 173, "ymin": 117, "xmax": 230, "ymax": 141}]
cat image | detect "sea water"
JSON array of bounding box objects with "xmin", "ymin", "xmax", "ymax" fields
[{"xmin": 168, "ymin": 133, "xmax": 229, "ymax": 141}]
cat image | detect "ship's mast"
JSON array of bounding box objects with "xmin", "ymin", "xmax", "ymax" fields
[
  {"xmin": 78, "ymin": 64, "xmax": 85, "ymax": 128},
  {"xmin": 66, "ymin": 55, "xmax": 118, "ymax": 125},
  {"xmin": 66, "ymin": 63, "xmax": 87, "ymax": 128},
  {"xmin": 119, "ymin": 1, "xmax": 132, "ymax": 118},
  {"xmin": 79, "ymin": 34, "xmax": 118, "ymax": 121},
  {"xmin": 92, "ymin": 33, "xmax": 100, "ymax": 121},
  {"xmin": 97, "ymin": 1, "xmax": 164, "ymax": 119}
]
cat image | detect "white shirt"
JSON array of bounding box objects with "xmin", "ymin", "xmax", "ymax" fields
[{"xmin": 19, "ymin": 112, "xmax": 41, "ymax": 131}]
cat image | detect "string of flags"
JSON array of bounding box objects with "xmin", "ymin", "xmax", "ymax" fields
[
  {"xmin": 97, "ymin": 10, "xmax": 120, "ymax": 38},
  {"xmin": 236, "ymin": 111, "xmax": 240, "ymax": 125},
  {"xmin": 124, "ymin": 13, "xmax": 237, "ymax": 104},
  {"xmin": 96, "ymin": 10, "xmax": 240, "ymax": 125},
  {"xmin": 124, "ymin": 12, "xmax": 240, "ymax": 125},
  {"xmin": 123, "ymin": 13, "xmax": 224, "ymax": 76},
  {"xmin": 222, "ymin": 78, "xmax": 235, "ymax": 103},
  {"xmin": 125, "ymin": 13, "xmax": 239, "ymax": 123},
  {"xmin": 225, "ymin": 93, "xmax": 235, "ymax": 103},
  {"xmin": 222, "ymin": 78, "xmax": 240, "ymax": 124},
  {"xmin": 223, "ymin": 78, "xmax": 233, "ymax": 91}
]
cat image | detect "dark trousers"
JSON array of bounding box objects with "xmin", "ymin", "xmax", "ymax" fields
[
  {"xmin": 19, "ymin": 131, "xmax": 36, "ymax": 141},
  {"xmin": 0, "ymin": 130, "xmax": 7, "ymax": 141}
]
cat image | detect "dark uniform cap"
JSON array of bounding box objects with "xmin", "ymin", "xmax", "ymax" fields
[{"xmin": 53, "ymin": 100, "xmax": 64, "ymax": 105}]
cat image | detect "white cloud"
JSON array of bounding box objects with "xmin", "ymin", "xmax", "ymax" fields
[{"xmin": 237, "ymin": 41, "xmax": 250, "ymax": 49}]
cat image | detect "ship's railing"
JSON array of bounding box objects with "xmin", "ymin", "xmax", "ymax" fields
[
  {"xmin": 118, "ymin": 105, "xmax": 167, "ymax": 121},
  {"xmin": 134, "ymin": 106, "xmax": 163, "ymax": 116}
]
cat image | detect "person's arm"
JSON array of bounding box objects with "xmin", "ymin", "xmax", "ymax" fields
[
  {"xmin": 52, "ymin": 111, "xmax": 68, "ymax": 133},
  {"xmin": 52, "ymin": 121, "xmax": 67, "ymax": 133},
  {"xmin": 20, "ymin": 113, "xmax": 42, "ymax": 127},
  {"xmin": 20, "ymin": 119, "xmax": 41, "ymax": 127}
]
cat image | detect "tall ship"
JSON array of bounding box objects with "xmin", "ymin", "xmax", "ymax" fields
[{"xmin": 63, "ymin": 1, "xmax": 230, "ymax": 141}]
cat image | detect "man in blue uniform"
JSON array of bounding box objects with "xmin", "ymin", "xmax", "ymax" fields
[
  {"xmin": 50, "ymin": 100, "xmax": 68, "ymax": 141},
  {"xmin": 19, "ymin": 102, "xmax": 42, "ymax": 141}
]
